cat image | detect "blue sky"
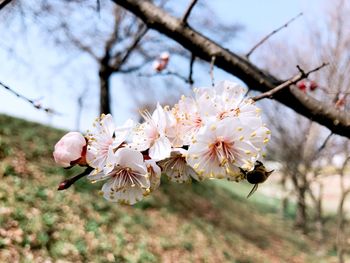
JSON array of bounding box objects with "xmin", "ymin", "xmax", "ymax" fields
[{"xmin": 0, "ymin": 0, "xmax": 323, "ymax": 131}]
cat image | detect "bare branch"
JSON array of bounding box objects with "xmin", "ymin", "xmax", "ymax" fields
[
  {"xmin": 111, "ymin": 0, "xmax": 350, "ymax": 138},
  {"xmin": 246, "ymin": 12, "xmax": 303, "ymax": 59},
  {"xmin": 0, "ymin": 0, "xmax": 12, "ymax": 10},
  {"xmin": 315, "ymin": 132, "xmax": 333, "ymax": 156},
  {"xmin": 96, "ymin": 0, "xmax": 101, "ymax": 14},
  {"xmin": 138, "ymin": 70, "xmax": 189, "ymax": 83},
  {"xmin": 110, "ymin": 25, "xmax": 148, "ymax": 71},
  {"xmin": 118, "ymin": 61, "xmax": 150, "ymax": 73},
  {"xmin": 62, "ymin": 24, "xmax": 99, "ymax": 61},
  {"xmin": 0, "ymin": 81, "xmax": 59, "ymax": 115},
  {"xmin": 57, "ymin": 167, "xmax": 93, "ymax": 191},
  {"xmin": 188, "ymin": 54, "xmax": 195, "ymax": 85},
  {"xmin": 252, "ymin": 62, "xmax": 329, "ymax": 101},
  {"xmin": 210, "ymin": 55, "xmax": 216, "ymax": 87},
  {"xmin": 181, "ymin": 0, "xmax": 199, "ymax": 24}
]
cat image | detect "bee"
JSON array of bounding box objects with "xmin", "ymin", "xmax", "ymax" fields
[{"xmin": 240, "ymin": 160, "xmax": 274, "ymax": 198}]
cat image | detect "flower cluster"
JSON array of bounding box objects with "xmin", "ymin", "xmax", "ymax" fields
[{"xmin": 53, "ymin": 81, "xmax": 271, "ymax": 205}]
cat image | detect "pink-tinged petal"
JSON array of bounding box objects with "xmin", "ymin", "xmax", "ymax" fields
[
  {"xmin": 148, "ymin": 136, "xmax": 171, "ymax": 161},
  {"xmin": 112, "ymin": 119, "xmax": 134, "ymax": 148},
  {"xmin": 159, "ymin": 149, "xmax": 199, "ymax": 183},
  {"xmin": 103, "ymin": 147, "xmax": 117, "ymax": 174},
  {"xmin": 101, "ymin": 179, "xmax": 145, "ymax": 205},
  {"xmin": 87, "ymin": 169, "xmax": 110, "ymax": 182},
  {"xmin": 53, "ymin": 132, "xmax": 86, "ymax": 167},
  {"xmin": 101, "ymin": 114, "xmax": 116, "ymax": 138},
  {"xmin": 115, "ymin": 148, "xmax": 147, "ymax": 174},
  {"xmin": 145, "ymin": 159, "xmax": 161, "ymax": 191},
  {"xmin": 152, "ymin": 103, "xmax": 167, "ymax": 132},
  {"xmin": 249, "ymin": 126, "xmax": 271, "ymax": 150}
]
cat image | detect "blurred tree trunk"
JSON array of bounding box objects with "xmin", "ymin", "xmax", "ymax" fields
[
  {"xmin": 279, "ymin": 172, "xmax": 290, "ymax": 218},
  {"xmin": 291, "ymin": 171, "xmax": 308, "ymax": 233},
  {"xmin": 295, "ymin": 186, "xmax": 307, "ymax": 233},
  {"xmin": 315, "ymin": 183, "xmax": 324, "ymax": 242},
  {"xmin": 99, "ymin": 66, "xmax": 112, "ymax": 114}
]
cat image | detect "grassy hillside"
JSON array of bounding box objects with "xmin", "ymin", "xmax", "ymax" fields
[{"xmin": 0, "ymin": 114, "xmax": 337, "ymax": 263}]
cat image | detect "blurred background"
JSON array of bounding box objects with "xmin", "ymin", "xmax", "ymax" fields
[{"xmin": 0, "ymin": 0, "xmax": 349, "ymax": 262}]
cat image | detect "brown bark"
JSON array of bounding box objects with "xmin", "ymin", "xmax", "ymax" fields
[
  {"xmin": 0, "ymin": 0, "xmax": 12, "ymax": 10},
  {"xmin": 99, "ymin": 67, "xmax": 112, "ymax": 115}
]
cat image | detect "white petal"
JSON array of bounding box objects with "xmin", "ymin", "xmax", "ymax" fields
[
  {"xmin": 115, "ymin": 148, "xmax": 147, "ymax": 174},
  {"xmin": 148, "ymin": 136, "xmax": 171, "ymax": 161},
  {"xmin": 101, "ymin": 179, "xmax": 145, "ymax": 205}
]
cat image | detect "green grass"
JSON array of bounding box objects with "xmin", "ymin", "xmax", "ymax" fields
[{"xmin": 0, "ymin": 114, "xmax": 339, "ymax": 262}]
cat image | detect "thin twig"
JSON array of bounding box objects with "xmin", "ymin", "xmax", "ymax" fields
[
  {"xmin": 0, "ymin": 81, "xmax": 59, "ymax": 114},
  {"xmin": 138, "ymin": 70, "xmax": 189, "ymax": 83},
  {"xmin": 210, "ymin": 56, "xmax": 216, "ymax": 87},
  {"xmin": 252, "ymin": 62, "xmax": 329, "ymax": 101},
  {"xmin": 315, "ymin": 132, "xmax": 333, "ymax": 156},
  {"xmin": 0, "ymin": 0, "xmax": 12, "ymax": 10},
  {"xmin": 181, "ymin": 0, "xmax": 199, "ymax": 24},
  {"xmin": 188, "ymin": 54, "xmax": 195, "ymax": 86},
  {"xmin": 246, "ymin": 12, "xmax": 303, "ymax": 59},
  {"xmin": 57, "ymin": 167, "xmax": 93, "ymax": 191},
  {"xmin": 96, "ymin": 0, "xmax": 101, "ymax": 14}
]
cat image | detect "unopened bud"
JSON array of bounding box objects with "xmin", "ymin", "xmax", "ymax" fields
[
  {"xmin": 53, "ymin": 132, "xmax": 87, "ymax": 167},
  {"xmin": 309, "ymin": 81, "xmax": 318, "ymax": 91},
  {"xmin": 160, "ymin": 51, "xmax": 170, "ymax": 61},
  {"xmin": 297, "ymin": 81, "xmax": 307, "ymax": 92}
]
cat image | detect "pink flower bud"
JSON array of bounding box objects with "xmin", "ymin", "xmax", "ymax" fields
[
  {"xmin": 152, "ymin": 60, "xmax": 167, "ymax": 72},
  {"xmin": 160, "ymin": 51, "xmax": 170, "ymax": 61},
  {"xmin": 297, "ymin": 81, "xmax": 306, "ymax": 92},
  {"xmin": 53, "ymin": 132, "xmax": 87, "ymax": 167},
  {"xmin": 335, "ymin": 97, "xmax": 346, "ymax": 108},
  {"xmin": 309, "ymin": 81, "xmax": 318, "ymax": 91}
]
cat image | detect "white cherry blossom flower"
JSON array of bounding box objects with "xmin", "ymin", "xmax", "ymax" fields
[
  {"xmin": 186, "ymin": 118, "xmax": 260, "ymax": 181},
  {"xmin": 88, "ymin": 148, "xmax": 150, "ymax": 205},
  {"xmin": 86, "ymin": 114, "xmax": 134, "ymax": 174},
  {"xmin": 131, "ymin": 103, "xmax": 172, "ymax": 161},
  {"xmin": 158, "ymin": 148, "xmax": 199, "ymax": 183}
]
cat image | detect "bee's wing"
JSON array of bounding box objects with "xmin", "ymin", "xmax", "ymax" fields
[{"xmin": 247, "ymin": 184, "xmax": 258, "ymax": 198}]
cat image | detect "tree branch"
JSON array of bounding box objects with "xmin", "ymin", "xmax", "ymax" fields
[
  {"xmin": 246, "ymin": 12, "xmax": 303, "ymax": 59},
  {"xmin": 0, "ymin": 0, "xmax": 12, "ymax": 10},
  {"xmin": 181, "ymin": 0, "xmax": 199, "ymax": 24},
  {"xmin": 138, "ymin": 70, "xmax": 189, "ymax": 83},
  {"xmin": 188, "ymin": 54, "xmax": 195, "ymax": 85},
  {"xmin": 110, "ymin": 25, "xmax": 148, "ymax": 71},
  {"xmin": 63, "ymin": 28, "xmax": 100, "ymax": 61},
  {"xmin": 57, "ymin": 167, "xmax": 93, "ymax": 190},
  {"xmin": 111, "ymin": 0, "xmax": 350, "ymax": 139},
  {"xmin": 0, "ymin": 81, "xmax": 59, "ymax": 114},
  {"xmin": 252, "ymin": 63, "xmax": 328, "ymax": 101}
]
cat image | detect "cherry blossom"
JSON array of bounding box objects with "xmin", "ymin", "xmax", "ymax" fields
[
  {"xmin": 86, "ymin": 114, "xmax": 133, "ymax": 175},
  {"xmin": 158, "ymin": 148, "xmax": 199, "ymax": 183},
  {"xmin": 88, "ymin": 148, "xmax": 150, "ymax": 205},
  {"xmin": 131, "ymin": 103, "xmax": 172, "ymax": 161},
  {"xmin": 186, "ymin": 118, "xmax": 261, "ymax": 180}
]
